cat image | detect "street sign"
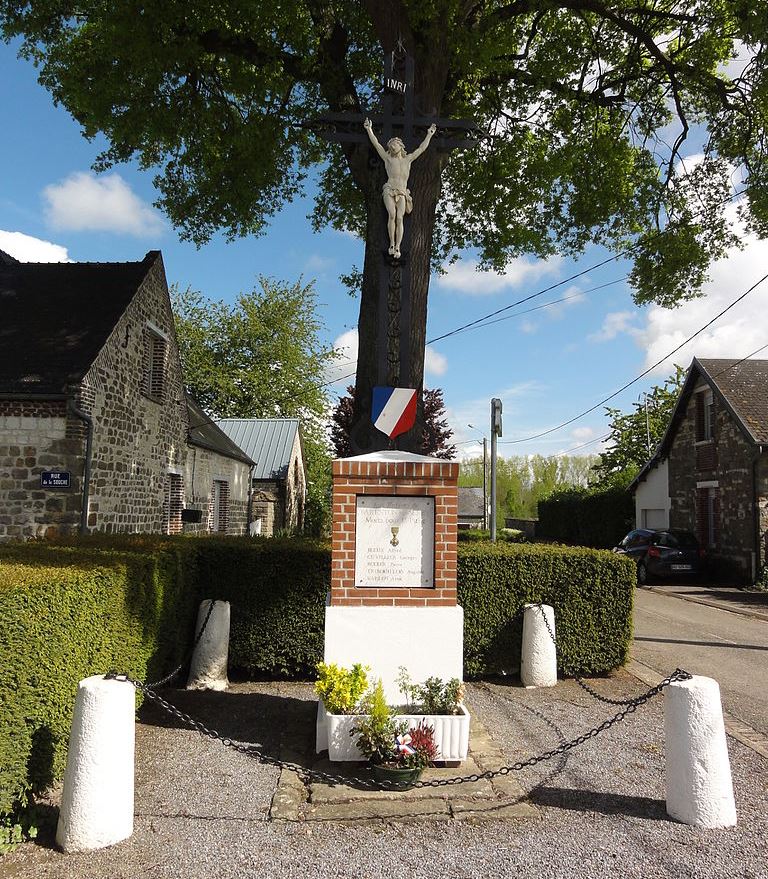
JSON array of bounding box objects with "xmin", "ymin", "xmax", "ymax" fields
[{"xmin": 41, "ymin": 471, "xmax": 71, "ymax": 489}]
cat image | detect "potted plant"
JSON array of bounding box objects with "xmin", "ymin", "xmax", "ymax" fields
[
  {"xmin": 315, "ymin": 664, "xmax": 471, "ymax": 763},
  {"xmin": 352, "ymin": 681, "xmax": 438, "ymax": 788},
  {"xmin": 314, "ymin": 662, "xmax": 369, "ymax": 760}
]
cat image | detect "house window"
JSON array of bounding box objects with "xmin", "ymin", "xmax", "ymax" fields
[
  {"xmin": 695, "ymin": 390, "xmax": 714, "ymax": 442},
  {"xmin": 696, "ymin": 487, "xmax": 719, "ymax": 549},
  {"xmin": 164, "ymin": 473, "xmax": 184, "ymax": 535},
  {"xmin": 142, "ymin": 327, "xmax": 167, "ymax": 402},
  {"xmin": 208, "ymin": 480, "xmax": 229, "ymax": 533}
]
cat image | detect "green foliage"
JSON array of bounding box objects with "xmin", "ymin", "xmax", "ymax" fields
[
  {"xmin": 594, "ymin": 366, "xmax": 686, "ymax": 485},
  {"xmin": 459, "ymin": 454, "xmax": 598, "ymax": 524},
  {"xmin": 171, "ymin": 281, "xmax": 336, "ymax": 535},
  {"xmin": 0, "ymin": 539, "xmax": 200, "ymax": 822},
  {"xmin": 2, "ymin": 3, "xmax": 764, "ymax": 305},
  {"xmin": 458, "ymin": 542, "xmax": 635, "ymax": 678},
  {"xmin": 352, "ymin": 680, "xmax": 397, "ymax": 765},
  {"xmin": 192, "ymin": 537, "xmax": 329, "ymax": 677},
  {"xmin": 537, "ymin": 481, "xmax": 635, "ymax": 549},
  {"xmin": 457, "ymin": 528, "xmax": 525, "ymax": 543},
  {"xmin": 395, "ymin": 668, "xmax": 465, "ymax": 714},
  {"xmin": 314, "ymin": 662, "xmax": 369, "ymax": 715}
]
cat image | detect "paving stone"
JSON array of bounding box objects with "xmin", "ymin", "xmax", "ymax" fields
[
  {"xmin": 449, "ymin": 798, "xmax": 540, "ymax": 820},
  {"xmin": 304, "ymin": 797, "xmax": 453, "ymax": 823}
]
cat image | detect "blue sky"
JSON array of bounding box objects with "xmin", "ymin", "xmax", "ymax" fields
[{"xmin": 3, "ymin": 39, "xmax": 767, "ymax": 460}]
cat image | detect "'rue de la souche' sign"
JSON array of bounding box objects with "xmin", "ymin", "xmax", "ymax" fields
[{"xmin": 41, "ymin": 471, "xmax": 71, "ymax": 489}]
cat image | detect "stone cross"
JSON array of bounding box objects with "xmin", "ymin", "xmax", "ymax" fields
[{"xmin": 309, "ymin": 50, "xmax": 480, "ymax": 443}]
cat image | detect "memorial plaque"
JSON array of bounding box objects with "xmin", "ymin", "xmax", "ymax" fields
[{"xmin": 355, "ymin": 495, "xmax": 434, "ymax": 588}]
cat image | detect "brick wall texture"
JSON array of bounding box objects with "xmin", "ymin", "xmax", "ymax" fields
[
  {"xmin": 668, "ymin": 379, "xmax": 768, "ymax": 577},
  {"xmin": 330, "ymin": 457, "xmax": 458, "ymax": 607}
]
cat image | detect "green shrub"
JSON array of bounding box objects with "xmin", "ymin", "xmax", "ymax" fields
[
  {"xmin": 457, "ymin": 528, "xmax": 525, "ymax": 543},
  {"xmin": 537, "ymin": 484, "xmax": 634, "ymax": 548},
  {"xmin": 458, "ymin": 541, "xmax": 635, "ymax": 677},
  {"xmin": 314, "ymin": 662, "xmax": 369, "ymax": 714},
  {"xmin": 0, "ymin": 540, "xmax": 200, "ymax": 821},
  {"xmin": 192, "ymin": 537, "xmax": 329, "ymax": 677}
]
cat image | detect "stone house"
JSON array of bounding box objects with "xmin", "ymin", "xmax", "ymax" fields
[
  {"xmin": 0, "ymin": 249, "xmax": 252, "ymax": 540},
  {"xmin": 458, "ymin": 486, "xmax": 486, "ymax": 529},
  {"xmin": 216, "ymin": 419, "xmax": 306, "ymax": 535},
  {"xmin": 631, "ymin": 357, "xmax": 768, "ymax": 581}
]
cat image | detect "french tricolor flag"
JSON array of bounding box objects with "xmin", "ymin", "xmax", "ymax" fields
[{"xmin": 372, "ymin": 386, "xmax": 418, "ymax": 439}]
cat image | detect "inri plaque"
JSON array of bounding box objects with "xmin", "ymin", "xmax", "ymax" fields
[{"xmin": 355, "ymin": 495, "xmax": 435, "ymax": 588}]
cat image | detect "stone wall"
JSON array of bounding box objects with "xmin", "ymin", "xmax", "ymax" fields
[
  {"xmin": 76, "ymin": 255, "xmax": 189, "ymax": 534},
  {"xmin": 0, "ymin": 401, "xmax": 82, "ymax": 539},
  {"xmin": 758, "ymin": 453, "xmax": 768, "ymax": 573},
  {"xmin": 668, "ymin": 381, "xmax": 757, "ymax": 576},
  {"xmin": 184, "ymin": 444, "xmax": 250, "ymax": 535},
  {"xmin": 251, "ymin": 481, "xmax": 280, "ymax": 536}
]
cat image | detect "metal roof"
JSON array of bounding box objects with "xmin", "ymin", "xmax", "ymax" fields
[
  {"xmin": 216, "ymin": 419, "xmax": 300, "ymax": 480},
  {"xmin": 185, "ymin": 394, "xmax": 254, "ymax": 465}
]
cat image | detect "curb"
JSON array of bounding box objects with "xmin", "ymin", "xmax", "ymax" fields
[
  {"xmin": 642, "ymin": 586, "xmax": 768, "ymax": 623},
  {"xmin": 626, "ymin": 658, "xmax": 768, "ymax": 761}
]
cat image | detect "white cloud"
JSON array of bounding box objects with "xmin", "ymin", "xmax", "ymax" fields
[
  {"xmin": 305, "ymin": 253, "xmax": 335, "ymax": 273},
  {"xmin": 43, "ymin": 172, "xmax": 165, "ymax": 237},
  {"xmin": 437, "ymin": 255, "xmax": 562, "ymax": 296},
  {"xmin": 637, "ymin": 216, "xmax": 768, "ymax": 375},
  {"xmin": 0, "ymin": 230, "xmax": 70, "ymax": 262},
  {"xmin": 520, "ymin": 320, "xmax": 537, "ymax": 334},
  {"xmin": 425, "ymin": 346, "xmax": 447, "ymax": 377},
  {"xmin": 589, "ymin": 310, "xmax": 640, "ymax": 342},
  {"xmin": 571, "ymin": 426, "xmax": 595, "ymax": 442}
]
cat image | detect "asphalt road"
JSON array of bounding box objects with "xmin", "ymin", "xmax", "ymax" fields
[{"xmin": 632, "ymin": 587, "xmax": 768, "ymax": 735}]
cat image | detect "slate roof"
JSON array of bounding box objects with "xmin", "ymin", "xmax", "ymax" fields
[
  {"xmin": 0, "ymin": 251, "xmax": 160, "ymax": 395},
  {"xmin": 696, "ymin": 358, "xmax": 768, "ymax": 444},
  {"xmin": 631, "ymin": 356, "xmax": 768, "ymax": 490},
  {"xmin": 216, "ymin": 419, "xmax": 300, "ymax": 480},
  {"xmin": 185, "ymin": 394, "xmax": 254, "ymax": 465},
  {"xmin": 459, "ymin": 486, "xmax": 485, "ymax": 518}
]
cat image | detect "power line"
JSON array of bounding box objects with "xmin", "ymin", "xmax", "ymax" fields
[{"xmin": 501, "ymin": 270, "xmax": 768, "ymax": 445}]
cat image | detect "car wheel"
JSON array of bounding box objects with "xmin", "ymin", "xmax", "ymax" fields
[{"xmin": 637, "ymin": 561, "xmax": 649, "ymax": 586}]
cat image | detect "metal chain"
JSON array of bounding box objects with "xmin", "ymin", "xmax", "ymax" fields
[
  {"xmin": 145, "ymin": 600, "xmax": 218, "ymax": 689},
  {"xmin": 534, "ymin": 604, "xmax": 650, "ymax": 706},
  {"xmin": 104, "ymin": 664, "xmax": 691, "ymax": 791}
]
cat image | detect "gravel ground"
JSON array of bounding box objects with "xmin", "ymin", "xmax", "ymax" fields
[{"xmin": 2, "ymin": 671, "xmax": 767, "ymax": 879}]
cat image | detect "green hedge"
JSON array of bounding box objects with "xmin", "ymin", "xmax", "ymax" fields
[
  {"xmin": 0, "ymin": 539, "xmax": 200, "ymax": 817},
  {"xmin": 537, "ymin": 484, "xmax": 634, "ymax": 548},
  {"xmin": 459, "ymin": 541, "xmax": 635, "ymax": 677},
  {"xmin": 193, "ymin": 537, "xmax": 329, "ymax": 677},
  {"xmin": 0, "ymin": 535, "xmax": 633, "ymax": 820}
]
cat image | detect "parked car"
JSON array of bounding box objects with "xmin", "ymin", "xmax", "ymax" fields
[{"xmin": 613, "ymin": 528, "xmax": 704, "ymax": 585}]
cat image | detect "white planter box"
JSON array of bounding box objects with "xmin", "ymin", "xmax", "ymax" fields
[{"xmin": 317, "ymin": 701, "xmax": 471, "ymax": 762}]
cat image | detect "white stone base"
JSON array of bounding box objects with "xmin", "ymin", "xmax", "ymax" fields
[
  {"xmin": 56, "ymin": 675, "xmax": 135, "ymax": 852},
  {"xmin": 665, "ymin": 675, "xmax": 737, "ymax": 827},
  {"xmin": 520, "ymin": 603, "xmax": 557, "ymax": 687},
  {"xmin": 323, "ymin": 605, "xmax": 464, "ymax": 704},
  {"xmin": 187, "ymin": 600, "xmax": 230, "ymax": 691}
]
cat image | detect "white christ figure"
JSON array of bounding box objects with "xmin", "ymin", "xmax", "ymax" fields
[{"xmin": 364, "ymin": 118, "xmax": 437, "ymax": 259}]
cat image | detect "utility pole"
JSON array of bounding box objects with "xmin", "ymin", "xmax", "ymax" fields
[
  {"xmin": 467, "ymin": 424, "xmax": 488, "ymax": 530},
  {"xmin": 490, "ymin": 398, "xmax": 502, "ymax": 542}
]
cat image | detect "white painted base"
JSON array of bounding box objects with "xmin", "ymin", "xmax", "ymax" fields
[
  {"xmin": 665, "ymin": 675, "xmax": 737, "ymax": 827},
  {"xmin": 520, "ymin": 603, "xmax": 557, "ymax": 687},
  {"xmin": 56, "ymin": 675, "xmax": 135, "ymax": 852},
  {"xmin": 317, "ymin": 701, "xmax": 471, "ymax": 762},
  {"xmin": 323, "ymin": 605, "xmax": 464, "ymax": 704},
  {"xmin": 187, "ymin": 600, "xmax": 230, "ymax": 691}
]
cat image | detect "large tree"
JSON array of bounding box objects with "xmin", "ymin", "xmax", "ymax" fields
[
  {"xmin": 593, "ymin": 364, "xmax": 686, "ymax": 484},
  {"xmin": 172, "ymin": 279, "xmax": 338, "ymax": 534},
  {"xmin": 4, "ymin": 2, "xmax": 767, "ymax": 448}
]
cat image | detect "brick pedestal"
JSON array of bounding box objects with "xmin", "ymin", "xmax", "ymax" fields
[{"xmin": 323, "ymin": 451, "xmax": 463, "ymax": 708}]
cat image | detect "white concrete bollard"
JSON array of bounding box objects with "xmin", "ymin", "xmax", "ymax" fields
[
  {"xmin": 520, "ymin": 603, "xmax": 557, "ymax": 688},
  {"xmin": 187, "ymin": 599, "xmax": 230, "ymax": 691},
  {"xmin": 665, "ymin": 675, "xmax": 737, "ymax": 828},
  {"xmin": 56, "ymin": 675, "xmax": 135, "ymax": 852}
]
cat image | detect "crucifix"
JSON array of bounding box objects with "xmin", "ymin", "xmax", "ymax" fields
[{"xmin": 309, "ymin": 49, "xmax": 481, "ymax": 453}]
